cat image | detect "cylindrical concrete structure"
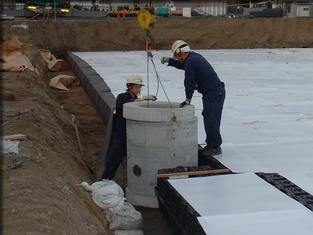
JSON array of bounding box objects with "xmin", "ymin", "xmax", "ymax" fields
[{"xmin": 124, "ymin": 101, "xmax": 198, "ymax": 208}]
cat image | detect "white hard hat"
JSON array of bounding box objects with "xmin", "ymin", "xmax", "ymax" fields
[
  {"xmin": 126, "ymin": 74, "xmax": 145, "ymax": 86},
  {"xmin": 171, "ymin": 40, "xmax": 190, "ymax": 56}
]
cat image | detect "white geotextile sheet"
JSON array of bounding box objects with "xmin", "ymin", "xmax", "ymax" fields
[
  {"xmin": 169, "ymin": 173, "xmax": 313, "ymax": 234},
  {"xmin": 74, "ymin": 48, "xmax": 313, "ymax": 173},
  {"xmin": 168, "ymin": 173, "xmax": 312, "ymax": 216},
  {"xmin": 197, "ymin": 209, "xmax": 313, "ymax": 235}
]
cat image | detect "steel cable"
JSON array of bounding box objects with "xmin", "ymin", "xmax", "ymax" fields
[{"xmin": 146, "ymin": 53, "xmax": 177, "ymax": 121}]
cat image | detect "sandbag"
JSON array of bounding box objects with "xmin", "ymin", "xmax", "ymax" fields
[
  {"xmin": 49, "ymin": 74, "xmax": 80, "ymax": 91},
  {"xmin": 39, "ymin": 49, "xmax": 71, "ymax": 71},
  {"xmin": 80, "ymin": 180, "xmax": 125, "ymax": 210},
  {"xmin": 80, "ymin": 180, "xmax": 123, "ymax": 195},
  {"xmin": 1, "ymin": 140, "xmax": 20, "ymax": 154},
  {"xmin": 108, "ymin": 202, "xmax": 143, "ymax": 231},
  {"xmin": 114, "ymin": 229, "xmax": 144, "ymax": 235},
  {"xmin": 0, "ymin": 37, "xmax": 34, "ymax": 72},
  {"xmin": 79, "ymin": 180, "xmax": 143, "ymax": 232},
  {"xmin": 92, "ymin": 190, "xmax": 125, "ymax": 210}
]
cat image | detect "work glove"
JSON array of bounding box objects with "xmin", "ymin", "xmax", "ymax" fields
[
  {"xmin": 161, "ymin": 56, "xmax": 169, "ymax": 64},
  {"xmin": 180, "ymin": 99, "xmax": 191, "ymax": 108},
  {"xmin": 140, "ymin": 95, "xmax": 157, "ymax": 101}
]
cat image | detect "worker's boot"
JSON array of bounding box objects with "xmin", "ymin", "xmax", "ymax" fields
[
  {"xmin": 198, "ymin": 144, "xmax": 204, "ymax": 153},
  {"xmin": 202, "ymin": 146, "xmax": 222, "ymax": 156}
]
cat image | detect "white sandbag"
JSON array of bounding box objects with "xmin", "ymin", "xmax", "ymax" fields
[
  {"xmin": 108, "ymin": 202, "xmax": 143, "ymax": 231},
  {"xmin": 92, "ymin": 182, "xmax": 124, "ymax": 198},
  {"xmin": 114, "ymin": 229, "xmax": 144, "ymax": 235},
  {"xmin": 80, "ymin": 181, "xmax": 102, "ymax": 191},
  {"xmin": 79, "ymin": 180, "xmax": 123, "ymax": 194},
  {"xmin": 92, "ymin": 192, "xmax": 125, "ymax": 210},
  {"xmin": 79, "ymin": 180, "xmax": 125, "ymax": 209},
  {"xmin": 1, "ymin": 140, "xmax": 20, "ymax": 154}
]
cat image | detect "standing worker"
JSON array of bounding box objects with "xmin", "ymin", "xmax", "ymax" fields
[
  {"xmin": 161, "ymin": 40, "xmax": 225, "ymax": 156},
  {"xmin": 101, "ymin": 74, "xmax": 156, "ymax": 180}
]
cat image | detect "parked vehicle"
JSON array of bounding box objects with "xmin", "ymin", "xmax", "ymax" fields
[{"xmin": 26, "ymin": 0, "xmax": 70, "ymax": 12}]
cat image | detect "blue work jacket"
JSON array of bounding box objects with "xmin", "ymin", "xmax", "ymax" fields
[{"xmin": 168, "ymin": 51, "xmax": 222, "ymax": 100}]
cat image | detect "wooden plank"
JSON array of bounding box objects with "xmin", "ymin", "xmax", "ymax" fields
[
  {"xmin": 157, "ymin": 168, "xmax": 232, "ymax": 178},
  {"xmin": 2, "ymin": 134, "xmax": 27, "ymax": 141}
]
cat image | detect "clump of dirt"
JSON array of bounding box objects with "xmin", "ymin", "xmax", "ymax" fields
[{"xmin": 1, "ymin": 17, "xmax": 312, "ymax": 235}]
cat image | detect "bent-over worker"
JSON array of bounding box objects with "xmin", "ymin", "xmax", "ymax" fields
[{"xmin": 161, "ymin": 40, "xmax": 226, "ymax": 156}]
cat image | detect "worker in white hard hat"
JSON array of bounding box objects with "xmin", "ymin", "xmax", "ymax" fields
[
  {"xmin": 161, "ymin": 40, "xmax": 226, "ymax": 156},
  {"xmin": 101, "ymin": 74, "xmax": 156, "ymax": 180}
]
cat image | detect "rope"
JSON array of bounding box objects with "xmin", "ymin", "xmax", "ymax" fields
[{"xmin": 29, "ymin": 5, "xmax": 48, "ymax": 20}]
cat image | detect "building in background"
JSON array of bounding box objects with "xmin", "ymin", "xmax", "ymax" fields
[
  {"xmin": 1, "ymin": 0, "xmax": 312, "ymax": 17},
  {"xmin": 246, "ymin": 0, "xmax": 312, "ymax": 18},
  {"xmin": 283, "ymin": 0, "xmax": 313, "ymax": 17}
]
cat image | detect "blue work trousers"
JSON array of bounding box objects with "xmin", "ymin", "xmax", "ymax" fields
[
  {"xmin": 101, "ymin": 133, "xmax": 126, "ymax": 180},
  {"xmin": 202, "ymin": 82, "xmax": 225, "ymax": 147}
]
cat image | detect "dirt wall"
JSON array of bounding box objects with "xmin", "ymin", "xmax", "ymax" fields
[{"xmin": 1, "ymin": 17, "xmax": 313, "ymax": 58}]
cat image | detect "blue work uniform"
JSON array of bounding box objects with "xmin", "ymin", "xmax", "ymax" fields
[
  {"xmin": 101, "ymin": 92, "xmax": 137, "ymax": 180},
  {"xmin": 168, "ymin": 52, "xmax": 226, "ymax": 147}
]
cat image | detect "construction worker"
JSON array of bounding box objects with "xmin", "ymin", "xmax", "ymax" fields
[
  {"xmin": 161, "ymin": 40, "xmax": 225, "ymax": 156},
  {"xmin": 91, "ymin": 0, "xmax": 98, "ymax": 11},
  {"xmin": 101, "ymin": 74, "xmax": 156, "ymax": 180}
]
